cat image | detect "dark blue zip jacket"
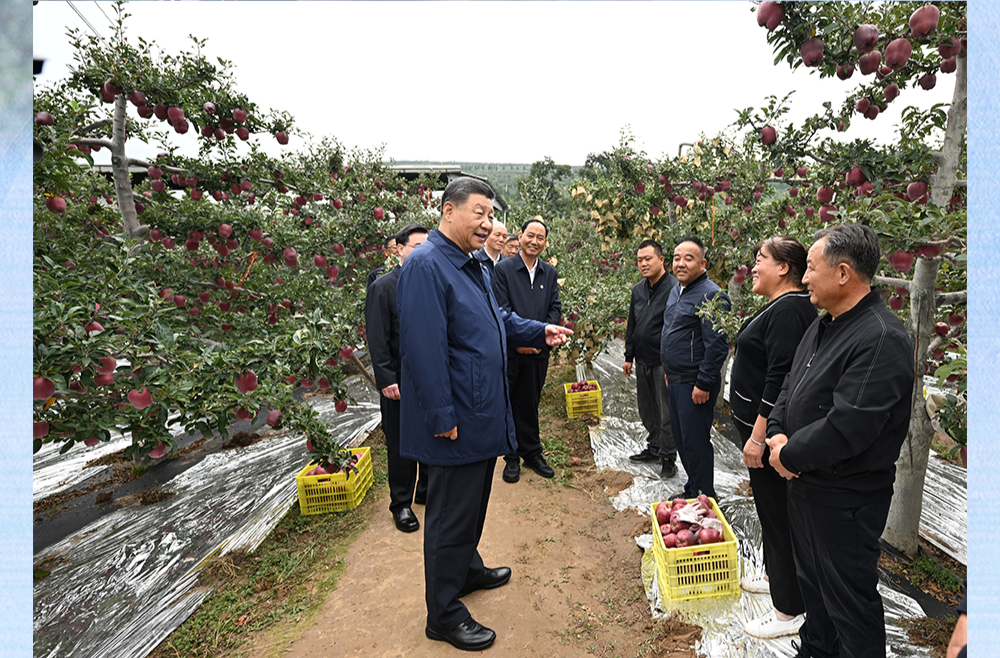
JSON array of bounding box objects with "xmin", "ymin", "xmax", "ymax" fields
[
  {"xmin": 397, "ymin": 229, "xmax": 547, "ymax": 466},
  {"xmin": 659, "ymin": 271, "xmax": 731, "ymax": 391}
]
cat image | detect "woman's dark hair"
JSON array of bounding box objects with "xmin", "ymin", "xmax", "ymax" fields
[{"xmin": 753, "ymin": 235, "xmax": 808, "ymax": 287}]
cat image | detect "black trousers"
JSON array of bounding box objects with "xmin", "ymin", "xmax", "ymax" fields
[
  {"xmin": 380, "ymin": 395, "xmax": 428, "ymax": 513},
  {"xmin": 423, "ymin": 458, "xmax": 496, "ymax": 630},
  {"xmin": 666, "ymin": 379, "xmax": 720, "ymax": 498},
  {"xmin": 788, "ymin": 486, "xmax": 891, "ymax": 658},
  {"xmin": 505, "ymin": 356, "xmax": 548, "ymax": 463},
  {"xmin": 738, "ymin": 431, "xmax": 804, "ymax": 616}
]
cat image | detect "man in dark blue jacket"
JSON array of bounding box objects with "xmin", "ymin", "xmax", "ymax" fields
[
  {"xmin": 660, "ymin": 236, "xmax": 730, "ymax": 500},
  {"xmin": 624, "ymin": 239, "xmax": 679, "ymax": 480},
  {"xmin": 398, "ymin": 178, "xmax": 572, "ymax": 652},
  {"xmin": 492, "ymin": 217, "xmax": 561, "ymax": 483},
  {"xmin": 767, "ymin": 224, "xmax": 913, "ymax": 658},
  {"xmin": 364, "ymin": 223, "xmax": 429, "ymax": 533}
]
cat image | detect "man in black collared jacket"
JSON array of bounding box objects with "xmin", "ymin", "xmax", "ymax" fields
[
  {"xmin": 624, "ymin": 239, "xmax": 679, "ymax": 479},
  {"xmin": 767, "ymin": 224, "xmax": 913, "ymax": 658},
  {"xmin": 364, "ymin": 223, "xmax": 429, "ymax": 533},
  {"xmin": 492, "ymin": 218, "xmax": 562, "ymax": 483}
]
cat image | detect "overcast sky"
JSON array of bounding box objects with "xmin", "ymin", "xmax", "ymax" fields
[{"xmin": 33, "ymin": 1, "xmax": 960, "ymax": 167}]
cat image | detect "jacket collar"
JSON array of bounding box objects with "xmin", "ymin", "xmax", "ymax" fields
[
  {"xmin": 430, "ymin": 229, "xmax": 477, "ymax": 270},
  {"xmin": 822, "ymin": 288, "xmax": 880, "ymax": 325},
  {"xmin": 513, "ymin": 252, "xmax": 545, "ymax": 272},
  {"xmin": 679, "ymin": 270, "xmax": 709, "ymax": 292}
]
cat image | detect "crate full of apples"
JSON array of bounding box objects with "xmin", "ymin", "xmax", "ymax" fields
[
  {"xmin": 296, "ymin": 447, "xmax": 374, "ymax": 515},
  {"xmin": 650, "ymin": 495, "xmax": 740, "ymax": 601},
  {"xmin": 563, "ymin": 380, "xmax": 602, "ymax": 418}
]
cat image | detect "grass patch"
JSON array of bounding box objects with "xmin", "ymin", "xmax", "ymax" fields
[
  {"xmin": 909, "ymin": 553, "xmax": 963, "ymax": 596},
  {"xmin": 897, "ymin": 615, "xmax": 957, "ymax": 658},
  {"xmin": 148, "ymin": 441, "xmax": 389, "ymax": 658},
  {"xmin": 930, "ymin": 436, "xmax": 964, "ymax": 467}
]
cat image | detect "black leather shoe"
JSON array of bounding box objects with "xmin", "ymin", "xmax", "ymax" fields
[
  {"xmin": 393, "ymin": 507, "xmax": 419, "ymax": 533},
  {"xmin": 523, "ymin": 455, "xmax": 555, "ymax": 478},
  {"xmin": 502, "ymin": 460, "xmax": 520, "ymax": 483},
  {"xmin": 459, "ymin": 566, "xmax": 512, "ymax": 597},
  {"xmin": 660, "ymin": 459, "xmax": 678, "ymax": 479},
  {"xmin": 426, "ymin": 617, "xmax": 496, "ymax": 651}
]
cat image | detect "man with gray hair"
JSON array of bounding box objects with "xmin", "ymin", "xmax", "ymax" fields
[
  {"xmin": 766, "ymin": 224, "xmax": 913, "ymax": 658},
  {"xmin": 398, "ymin": 177, "xmax": 572, "ymax": 651},
  {"xmin": 474, "ymin": 217, "xmax": 507, "ymax": 275}
]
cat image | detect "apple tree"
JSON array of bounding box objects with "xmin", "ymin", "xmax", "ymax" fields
[
  {"xmin": 747, "ymin": 0, "xmax": 967, "ymax": 555},
  {"xmin": 33, "ymin": 2, "xmax": 437, "ymax": 471}
]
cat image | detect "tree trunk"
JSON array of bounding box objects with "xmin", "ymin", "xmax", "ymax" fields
[
  {"xmin": 110, "ymin": 95, "xmax": 146, "ymax": 240},
  {"xmin": 881, "ymin": 52, "xmax": 966, "ymax": 557}
]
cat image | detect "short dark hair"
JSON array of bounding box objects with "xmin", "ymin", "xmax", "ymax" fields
[
  {"xmin": 813, "ymin": 224, "xmax": 880, "ymax": 282},
  {"xmin": 505, "ymin": 235, "xmax": 519, "ymax": 244},
  {"xmin": 383, "ymin": 235, "xmax": 396, "ymax": 249},
  {"xmin": 395, "ymin": 224, "xmax": 428, "ymax": 248},
  {"xmin": 441, "ymin": 177, "xmax": 495, "ymax": 214},
  {"xmin": 521, "ymin": 217, "xmax": 548, "ymax": 237},
  {"xmin": 676, "ymin": 236, "xmax": 706, "ymax": 259},
  {"xmin": 636, "ymin": 239, "xmax": 663, "ymax": 257},
  {"xmin": 753, "ymin": 235, "xmax": 807, "ymax": 287}
]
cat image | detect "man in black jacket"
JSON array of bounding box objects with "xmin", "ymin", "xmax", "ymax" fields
[
  {"xmin": 767, "ymin": 224, "xmax": 913, "ymax": 658},
  {"xmin": 366, "ymin": 235, "xmax": 398, "ymax": 289},
  {"xmin": 493, "ymin": 218, "xmax": 561, "ymax": 483},
  {"xmin": 624, "ymin": 239, "xmax": 679, "ymax": 479},
  {"xmin": 364, "ymin": 223, "xmax": 429, "ymax": 532}
]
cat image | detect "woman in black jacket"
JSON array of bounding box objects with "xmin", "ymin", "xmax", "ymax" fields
[{"xmin": 730, "ymin": 236, "xmax": 816, "ymax": 640}]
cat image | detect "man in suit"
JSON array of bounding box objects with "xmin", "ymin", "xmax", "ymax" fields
[
  {"xmin": 473, "ymin": 219, "xmax": 507, "ymax": 275},
  {"xmin": 502, "ymin": 234, "xmax": 519, "ymax": 258},
  {"xmin": 492, "ymin": 217, "xmax": 562, "ymax": 484},
  {"xmin": 398, "ymin": 178, "xmax": 572, "ymax": 651},
  {"xmin": 364, "ymin": 224, "xmax": 429, "ymax": 532},
  {"xmin": 366, "ymin": 235, "xmax": 398, "ymax": 289}
]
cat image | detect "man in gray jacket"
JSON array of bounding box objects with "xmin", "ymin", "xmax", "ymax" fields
[{"xmin": 623, "ymin": 239, "xmax": 679, "ymax": 479}]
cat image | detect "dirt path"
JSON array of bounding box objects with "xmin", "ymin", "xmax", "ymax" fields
[{"xmin": 247, "ymin": 459, "xmax": 700, "ymax": 658}]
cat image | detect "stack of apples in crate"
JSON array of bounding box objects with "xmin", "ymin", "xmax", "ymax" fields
[
  {"xmin": 654, "ymin": 495, "xmax": 724, "ymax": 549},
  {"xmin": 568, "ymin": 380, "xmax": 598, "ymax": 392}
]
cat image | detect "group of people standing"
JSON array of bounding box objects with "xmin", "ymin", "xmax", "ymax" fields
[
  {"xmin": 362, "ymin": 175, "xmax": 915, "ymax": 657},
  {"xmin": 623, "ymin": 226, "xmax": 913, "ymax": 658}
]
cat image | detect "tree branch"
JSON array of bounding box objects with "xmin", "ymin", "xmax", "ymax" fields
[
  {"xmin": 75, "ymin": 138, "xmax": 114, "ymax": 150},
  {"xmin": 874, "ymin": 275, "xmax": 911, "ymax": 290},
  {"xmin": 936, "ymin": 291, "xmax": 966, "ymax": 307},
  {"xmin": 77, "ymin": 118, "xmax": 113, "ymax": 135}
]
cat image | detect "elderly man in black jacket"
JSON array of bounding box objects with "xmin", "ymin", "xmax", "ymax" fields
[
  {"xmin": 493, "ymin": 218, "xmax": 562, "ymax": 483},
  {"xmin": 624, "ymin": 239, "xmax": 679, "ymax": 479},
  {"xmin": 473, "ymin": 219, "xmax": 507, "ymax": 275},
  {"xmin": 767, "ymin": 224, "xmax": 913, "ymax": 658},
  {"xmin": 364, "ymin": 223, "xmax": 429, "ymax": 532}
]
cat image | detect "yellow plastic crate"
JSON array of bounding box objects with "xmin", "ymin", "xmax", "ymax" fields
[
  {"xmin": 296, "ymin": 447, "xmax": 373, "ymax": 515},
  {"xmin": 564, "ymin": 380, "xmax": 603, "ymax": 418},
  {"xmin": 650, "ymin": 497, "xmax": 740, "ymax": 601}
]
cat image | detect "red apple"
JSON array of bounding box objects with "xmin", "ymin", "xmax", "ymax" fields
[
  {"xmin": 45, "ymin": 196, "xmax": 67, "ymax": 214},
  {"xmin": 854, "ymin": 24, "xmax": 879, "ymax": 53},
  {"xmin": 919, "ymin": 73, "xmax": 937, "ymax": 90},
  {"xmin": 150, "ymin": 443, "xmax": 168, "ymax": 459},
  {"xmin": 35, "ymin": 111, "xmax": 55, "ymax": 125},
  {"xmin": 128, "ymin": 388, "xmax": 153, "ymax": 409},
  {"xmin": 889, "ymin": 295, "xmax": 905, "ymax": 310},
  {"xmin": 314, "ymin": 255, "xmax": 328, "ymax": 268},
  {"xmin": 84, "ymin": 436, "xmax": 100, "ymax": 447},
  {"xmin": 941, "ymin": 57, "xmax": 957, "ymax": 74},
  {"xmin": 819, "ymin": 205, "xmax": 838, "ymax": 221},
  {"xmin": 374, "ymin": 207, "xmax": 385, "ymax": 220},
  {"xmin": 889, "ymin": 250, "xmax": 915, "ymax": 273},
  {"xmin": 846, "ymin": 167, "xmax": 867, "ymax": 186},
  {"xmin": 335, "ymin": 400, "xmax": 348, "ymax": 413},
  {"xmin": 756, "ymin": 1, "xmax": 784, "ymax": 31},
  {"xmin": 884, "ymin": 83, "xmax": 899, "ymax": 102},
  {"xmin": 265, "ymin": 409, "xmax": 282, "ymax": 427},
  {"xmin": 127, "ymin": 90, "xmax": 146, "ymax": 106},
  {"xmin": 801, "ymin": 38, "xmax": 824, "ymax": 67},
  {"xmin": 761, "ymin": 125, "xmax": 777, "ymax": 145},
  {"xmin": 907, "ymin": 182, "xmax": 928, "ymax": 203},
  {"xmin": 167, "ymin": 106, "xmax": 185, "ymax": 123},
  {"xmin": 34, "ymin": 376, "xmax": 56, "ymax": 400},
  {"xmin": 276, "ymin": 131, "xmax": 289, "ymax": 145},
  {"xmin": 232, "ymin": 108, "xmax": 248, "ymax": 123},
  {"xmin": 817, "ymin": 187, "xmax": 835, "ymax": 204},
  {"xmin": 94, "ymin": 372, "xmax": 115, "ymax": 387},
  {"xmin": 885, "ymin": 38, "xmax": 913, "ymax": 70},
  {"xmin": 859, "ymin": 50, "xmax": 882, "ymax": 75},
  {"xmin": 34, "ymin": 421, "xmax": 50, "ymax": 439},
  {"xmin": 934, "ymin": 322, "xmax": 949, "ymax": 336},
  {"xmin": 855, "ymin": 98, "xmax": 871, "ymax": 114},
  {"xmin": 97, "ymin": 356, "xmax": 117, "ymax": 374},
  {"xmin": 909, "ymin": 4, "xmax": 940, "ymax": 40},
  {"xmin": 836, "ymin": 64, "xmax": 855, "ymax": 80},
  {"xmin": 939, "ymin": 38, "xmax": 962, "ymax": 59},
  {"xmin": 339, "ymin": 346, "xmax": 355, "ymax": 361},
  {"xmin": 235, "ymin": 370, "xmax": 258, "ymax": 394},
  {"xmin": 332, "ymin": 198, "xmax": 343, "ymax": 210},
  {"xmin": 151, "ymin": 180, "xmax": 165, "ymax": 193}
]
